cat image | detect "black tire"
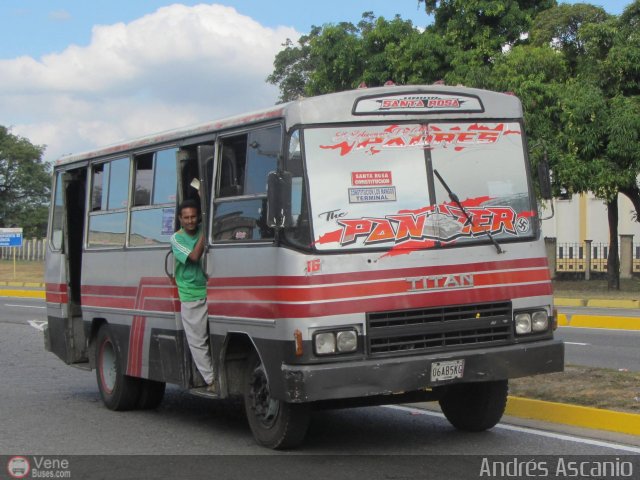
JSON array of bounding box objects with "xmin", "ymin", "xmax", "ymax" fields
[
  {"xmin": 438, "ymin": 380, "xmax": 508, "ymax": 432},
  {"xmin": 95, "ymin": 324, "xmax": 141, "ymax": 411},
  {"xmin": 136, "ymin": 379, "xmax": 166, "ymax": 410},
  {"xmin": 243, "ymin": 352, "xmax": 310, "ymax": 449}
]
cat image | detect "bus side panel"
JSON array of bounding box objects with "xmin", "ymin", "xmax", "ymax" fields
[
  {"xmin": 44, "ymin": 248, "xmax": 88, "ymax": 364},
  {"xmin": 80, "ymin": 249, "xmax": 201, "ymax": 387}
]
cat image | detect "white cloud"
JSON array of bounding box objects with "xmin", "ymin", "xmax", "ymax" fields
[{"xmin": 0, "ymin": 3, "xmax": 298, "ymax": 162}]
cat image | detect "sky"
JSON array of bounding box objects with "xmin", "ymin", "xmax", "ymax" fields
[{"xmin": 0, "ymin": 1, "xmax": 631, "ymax": 164}]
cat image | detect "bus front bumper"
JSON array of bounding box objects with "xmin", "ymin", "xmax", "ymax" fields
[{"xmin": 280, "ymin": 339, "xmax": 564, "ymax": 403}]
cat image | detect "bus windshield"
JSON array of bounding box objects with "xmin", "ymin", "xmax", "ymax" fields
[{"xmin": 304, "ymin": 122, "xmax": 536, "ymax": 253}]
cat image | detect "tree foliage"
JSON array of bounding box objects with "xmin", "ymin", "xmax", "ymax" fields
[
  {"xmin": 268, "ymin": 13, "xmax": 448, "ymax": 101},
  {"xmin": 0, "ymin": 126, "xmax": 50, "ymax": 237},
  {"xmin": 422, "ymin": 0, "xmax": 555, "ymax": 58}
]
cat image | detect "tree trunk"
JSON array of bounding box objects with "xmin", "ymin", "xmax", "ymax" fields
[{"xmin": 606, "ymin": 198, "xmax": 620, "ymax": 290}]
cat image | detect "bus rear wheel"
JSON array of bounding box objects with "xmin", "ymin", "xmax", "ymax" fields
[
  {"xmin": 95, "ymin": 324, "xmax": 141, "ymax": 411},
  {"xmin": 438, "ymin": 380, "xmax": 508, "ymax": 432},
  {"xmin": 243, "ymin": 352, "xmax": 310, "ymax": 449}
]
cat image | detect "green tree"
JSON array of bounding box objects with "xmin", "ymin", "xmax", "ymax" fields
[
  {"xmin": 529, "ymin": 3, "xmax": 610, "ymax": 72},
  {"xmin": 421, "ymin": 0, "xmax": 556, "ymax": 55},
  {"xmin": 268, "ymin": 13, "xmax": 447, "ymax": 101},
  {"xmin": 536, "ymin": 2, "xmax": 640, "ymax": 289},
  {"xmin": 0, "ymin": 126, "xmax": 50, "ymax": 237}
]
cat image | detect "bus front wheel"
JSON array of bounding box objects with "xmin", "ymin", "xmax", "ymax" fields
[
  {"xmin": 243, "ymin": 352, "xmax": 310, "ymax": 449},
  {"xmin": 438, "ymin": 380, "xmax": 508, "ymax": 432},
  {"xmin": 95, "ymin": 324, "xmax": 141, "ymax": 411}
]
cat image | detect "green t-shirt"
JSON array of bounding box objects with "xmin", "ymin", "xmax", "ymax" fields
[{"xmin": 170, "ymin": 226, "xmax": 207, "ymax": 302}]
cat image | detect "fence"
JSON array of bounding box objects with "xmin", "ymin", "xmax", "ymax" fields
[
  {"xmin": 552, "ymin": 237, "xmax": 640, "ymax": 278},
  {"xmin": 0, "ymin": 238, "xmax": 47, "ymax": 261}
]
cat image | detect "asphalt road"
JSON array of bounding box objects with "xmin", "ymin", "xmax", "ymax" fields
[
  {"xmin": 1, "ymin": 296, "xmax": 639, "ymax": 472},
  {"xmin": 558, "ymin": 305, "xmax": 640, "ymax": 318},
  {"xmin": 556, "ymin": 326, "xmax": 640, "ymax": 372}
]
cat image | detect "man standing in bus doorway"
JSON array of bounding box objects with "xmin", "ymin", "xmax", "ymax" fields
[{"xmin": 171, "ymin": 199, "xmax": 215, "ymax": 392}]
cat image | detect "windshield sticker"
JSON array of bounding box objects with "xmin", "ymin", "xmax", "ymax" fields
[
  {"xmin": 351, "ymin": 171, "xmax": 392, "ymax": 186},
  {"xmin": 320, "ymin": 124, "xmax": 520, "ymax": 157},
  {"xmin": 354, "ymin": 93, "xmax": 483, "ymax": 114},
  {"xmin": 318, "ymin": 209, "xmax": 348, "ymax": 222},
  {"xmin": 315, "ymin": 197, "xmax": 535, "ymax": 252},
  {"xmin": 348, "ymin": 187, "xmax": 397, "ymax": 203}
]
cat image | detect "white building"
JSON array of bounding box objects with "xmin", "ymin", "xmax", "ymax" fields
[{"xmin": 541, "ymin": 192, "xmax": 640, "ymax": 276}]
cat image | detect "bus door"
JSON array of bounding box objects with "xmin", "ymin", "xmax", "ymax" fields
[
  {"xmin": 170, "ymin": 144, "xmax": 214, "ymax": 387},
  {"xmin": 45, "ymin": 167, "xmax": 88, "ymax": 366}
]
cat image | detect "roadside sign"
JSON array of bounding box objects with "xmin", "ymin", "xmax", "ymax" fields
[{"xmin": 0, "ymin": 227, "xmax": 23, "ymax": 247}]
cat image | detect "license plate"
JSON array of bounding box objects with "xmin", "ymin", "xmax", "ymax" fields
[{"xmin": 430, "ymin": 360, "xmax": 465, "ymax": 382}]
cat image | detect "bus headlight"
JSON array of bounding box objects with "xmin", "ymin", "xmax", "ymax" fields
[
  {"xmin": 314, "ymin": 329, "xmax": 358, "ymax": 355},
  {"xmin": 514, "ymin": 310, "xmax": 549, "ymax": 335},
  {"xmin": 532, "ymin": 311, "xmax": 549, "ymax": 332},
  {"xmin": 336, "ymin": 330, "xmax": 358, "ymax": 352},
  {"xmin": 515, "ymin": 313, "xmax": 531, "ymax": 334},
  {"xmin": 314, "ymin": 332, "xmax": 336, "ymax": 355}
]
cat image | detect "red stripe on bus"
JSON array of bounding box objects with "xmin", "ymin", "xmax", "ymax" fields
[
  {"xmin": 127, "ymin": 315, "xmax": 145, "ymax": 377},
  {"xmin": 207, "ymin": 283, "xmax": 553, "ymax": 319},
  {"xmin": 207, "ymin": 268, "xmax": 550, "ymax": 303},
  {"xmin": 45, "ymin": 283, "xmax": 69, "ymax": 304},
  {"xmin": 46, "ymin": 283, "xmax": 67, "ymax": 293},
  {"xmin": 206, "ymin": 257, "xmax": 549, "ymax": 287}
]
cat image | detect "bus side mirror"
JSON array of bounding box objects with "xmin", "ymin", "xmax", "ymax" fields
[
  {"xmin": 267, "ymin": 171, "xmax": 292, "ymax": 228},
  {"xmin": 537, "ymin": 153, "xmax": 552, "ymax": 200}
]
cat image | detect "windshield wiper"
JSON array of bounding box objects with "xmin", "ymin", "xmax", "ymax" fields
[{"xmin": 433, "ymin": 169, "xmax": 504, "ymax": 254}]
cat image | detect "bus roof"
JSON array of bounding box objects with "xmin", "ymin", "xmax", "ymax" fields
[{"xmin": 54, "ymin": 84, "xmax": 522, "ymax": 167}]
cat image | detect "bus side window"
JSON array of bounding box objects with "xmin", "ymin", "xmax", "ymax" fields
[
  {"xmin": 87, "ymin": 157, "xmax": 130, "ymax": 248},
  {"xmin": 130, "ymin": 148, "xmax": 178, "ymax": 247},
  {"xmin": 283, "ymin": 130, "xmax": 312, "ymax": 249},
  {"xmin": 50, "ymin": 172, "xmax": 64, "ymax": 250},
  {"xmin": 213, "ymin": 125, "xmax": 280, "ymax": 241}
]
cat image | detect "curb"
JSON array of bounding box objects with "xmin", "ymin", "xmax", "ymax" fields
[
  {"xmin": 506, "ymin": 396, "xmax": 640, "ymax": 437},
  {"xmin": 555, "ymin": 297, "xmax": 640, "ymax": 309},
  {"xmin": 0, "ymin": 281, "xmax": 45, "ymax": 288},
  {"xmin": 0, "ymin": 289, "xmax": 45, "ymax": 299},
  {"xmin": 557, "ymin": 313, "xmax": 640, "ymax": 330}
]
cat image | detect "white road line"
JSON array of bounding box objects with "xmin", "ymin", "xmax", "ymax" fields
[
  {"xmin": 385, "ymin": 405, "xmax": 640, "ymax": 454},
  {"xmin": 5, "ymin": 304, "xmax": 46, "ymax": 309},
  {"xmin": 564, "ymin": 341, "xmax": 590, "ymax": 346},
  {"xmin": 28, "ymin": 320, "xmax": 47, "ymax": 331},
  {"xmin": 559, "ymin": 326, "xmax": 640, "ymax": 333}
]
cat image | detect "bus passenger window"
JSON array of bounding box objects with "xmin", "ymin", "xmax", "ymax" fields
[
  {"xmin": 213, "ymin": 125, "xmax": 281, "ymax": 241},
  {"xmin": 130, "ymin": 147, "xmax": 178, "ymax": 247},
  {"xmin": 50, "ymin": 172, "xmax": 64, "ymax": 250},
  {"xmin": 88, "ymin": 157, "xmax": 130, "ymax": 248},
  {"xmin": 91, "ymin": 163, "xmax": 108, "ymax": 212},
  {"xmin": 134, "ymin": 154, "xmax": 153, "ymax": 206}
]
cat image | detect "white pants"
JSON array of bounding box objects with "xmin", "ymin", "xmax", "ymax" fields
[{"xmin": 180, "ymin": 298, "xmax": 214, "ymax": 385}]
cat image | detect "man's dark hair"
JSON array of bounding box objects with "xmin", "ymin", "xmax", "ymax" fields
[{"xmin": 179, "ymin": 198, "xmax": 200, "ymax": 215}]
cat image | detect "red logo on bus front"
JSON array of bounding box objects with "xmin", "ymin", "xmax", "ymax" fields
[
  {"xmin": 316, "ymin": 198, "xmax": 535, "ymax": 254},
  {"xmin": 320, "ymin": 123, "xmax": 520, "ymax": 157}
]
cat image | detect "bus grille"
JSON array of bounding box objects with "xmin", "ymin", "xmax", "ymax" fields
[{"xmin": 366, "ymin": 301, "xmax": 513, "ymax": 357}]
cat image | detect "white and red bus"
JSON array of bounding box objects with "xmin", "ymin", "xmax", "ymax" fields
[{"xmin": 45, "ymin": 84, "xmax": 563, "ymax": 449}]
